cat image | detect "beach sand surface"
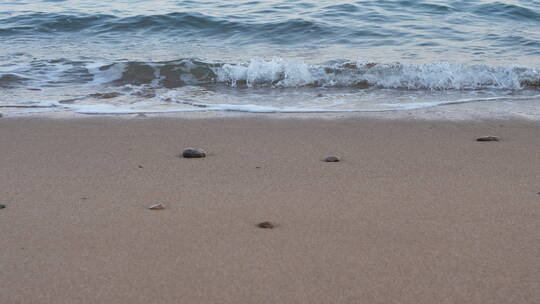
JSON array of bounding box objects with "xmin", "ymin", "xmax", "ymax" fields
[{"xmin": 0, "ymin": 117, "xmax": 539, "ymax": 304}]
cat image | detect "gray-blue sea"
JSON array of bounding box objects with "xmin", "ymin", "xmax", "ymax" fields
[{"xmin": 1, "ymin": 0, "xmax": 539, "ymax": 116}]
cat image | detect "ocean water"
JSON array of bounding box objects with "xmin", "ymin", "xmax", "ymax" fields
[{"xmin": 1, "ymin": 0, "xmax": 539, "ymax": 117}]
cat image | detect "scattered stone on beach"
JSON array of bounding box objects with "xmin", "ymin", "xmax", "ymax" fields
[
  {"xmin": 138, "ymin": 165, "xmax": 143, "ymax": 168},
  {"xmin": 323, "ymin": 155, "xmax": 340, "ymax": 162},
  {"xmin": 0, "ymin": 204, "xmax": 6, "ymax": 209},
  {"xmin": 148, "ymin": 203, "xmax": 165, "ymax": 210},
  {"xmin": 0, "ymin": 113, "xmax": 3, "ymax": 118},
  {"xmin": 255, "ymin": 166, "xmax": 261, "ymax": 169},
  {"xmin": 317, "ymin": 93, "xmax": 324, "ymax": 97},
  {"xmin": 256, "ymin": 221, "xmax": 275, "ymax": 229},
  {"xmin": 136, "ymin": 113, "xmax": 146, "ymax": 117},
  {"xmin": 182, "ymin": 147, "xmax": 207, "ymax": 158},
  {"xmin": 476, "ymin": 136, "xmax": 500, "ymax": 142}
]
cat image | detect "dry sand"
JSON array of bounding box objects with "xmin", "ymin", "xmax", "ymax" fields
[{"xmin": 0, "ymin": 116, "xmax": 539, "ymax": 304}]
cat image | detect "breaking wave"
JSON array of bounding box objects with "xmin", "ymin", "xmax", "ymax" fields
[{"xmin": 6, "ymin": 57, "xmax": 539, "ymax": 91}]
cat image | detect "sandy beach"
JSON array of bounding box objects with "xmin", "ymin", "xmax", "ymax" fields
[{"xmin": 0, "ymin": 116, "xmax": 539, "ymax": 304}]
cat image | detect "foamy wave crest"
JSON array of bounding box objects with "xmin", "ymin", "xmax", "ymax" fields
[
  {"xmin": 370, "ymin": 63, "xmax": 540, "ymax": 90},
  {"xmin": 89, "ymin": 58, "xmax": 540, "ymax": 90},
  {"xmin": 3, "ymin": 57, "xmax": 540, "ymax": 90},
  {"xmin": 217, "ymin": 58, "xmax": 314, "ymax": 87},
  {"xmin": 215, "ymin": 59, "xmax": 540, "ymax": 90}
]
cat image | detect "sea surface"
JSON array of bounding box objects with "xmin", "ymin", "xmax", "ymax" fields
[{"xmin": 1, "ymin": 0, "xmax": 539, "ymax": 117}]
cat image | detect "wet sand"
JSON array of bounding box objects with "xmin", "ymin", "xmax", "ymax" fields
[{"xmin": 0, "ymin": 116, "xmax": 539, "ymax": 304}]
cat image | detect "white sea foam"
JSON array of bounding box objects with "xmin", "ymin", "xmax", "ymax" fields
[
  {"xmin": 217, "ymin": 57, "xmax": 313, "ymax": 87},
  {"xmin": 88, "ymin": 62, "xmax": 125, "ymax": 85},
  {"xmin": 2, "ymin": 92, "xmax": 538, "ymax": 118},
  {"xmin": 5, "ymin": 57, "xmax": 535, "ymax": 90},
  {"xmin": 2, "ymin": 57, "xmax": 539, "ymax": 117},
  {"xmin": 38, "ymin": 94, "xmax": 536, "ymax": 114},
  {"xmin": 214, "ymin": 58, "xmax": 539, "ymax": 90}
]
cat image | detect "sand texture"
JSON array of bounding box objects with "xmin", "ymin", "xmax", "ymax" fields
[{"xmin": 1, "ymin": 117, "xmax": 539, "ymax": 304}]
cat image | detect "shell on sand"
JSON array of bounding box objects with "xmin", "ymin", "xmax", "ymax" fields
[{"xmin": 148, "ymin": 203, "xmax": 165, "ymax": 210}]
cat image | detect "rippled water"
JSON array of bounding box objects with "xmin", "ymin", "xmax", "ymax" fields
[{"xmin": 1, "ymin": 0, "xmax": 539, "ymax": 116}]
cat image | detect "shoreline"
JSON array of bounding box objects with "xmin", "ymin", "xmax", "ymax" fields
[
  {"xmin": 1, "ymin": 109, "xmax": 539, "ymax": 122},
  {"xmin": 1, "ymin": 93, "xmax": 540, "ymax": 122},
  {"xmin": 1, "ymin": 116, "xmax": 539, "ymax": 303}
]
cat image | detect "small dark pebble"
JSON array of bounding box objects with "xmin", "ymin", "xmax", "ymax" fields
[
  {"xmin": 537, "ymin": 192, "xmax": 540, "ymax": 195},
  {"xmin": 138, "ymin": 165, "xmax": 143, "ymax": 168},
  {"xmin": 323, "ymin": 155, "xmax": 340, "ymax": 162},
  {"xmin": 256, "ymin": 221, "xmax": 275, "ymax": 229},
  {"xmin": 182, "ymin": 147, "xmax": 207, "ymax": 158},
  {"xmin": 255, "ymin": 166, "xmax": 261, "ymax": 169},
  {"xmin": 0, "ymin": 204, "xmax": 6, "ymax": 209},
  {"xmin": 317, "ymin": 93, "xmax": 324, "ymax": 97},
  {"xmin": 80, "ymin": 197, "xmax": 88, "ymax": 201},
  {"xmin": 476, "ymin": 136, "xmax": 500, "ymax": 142}
]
